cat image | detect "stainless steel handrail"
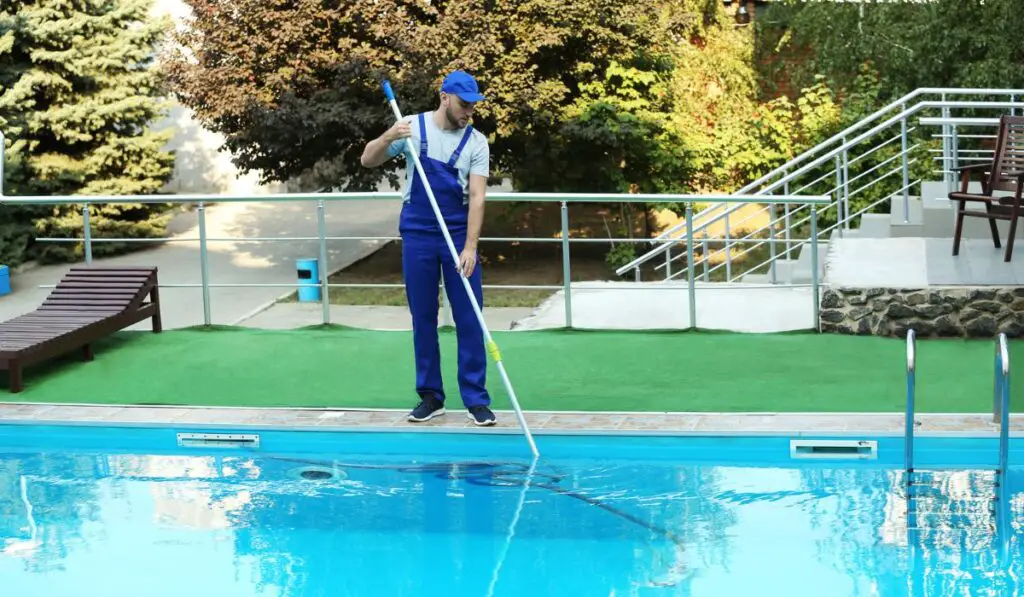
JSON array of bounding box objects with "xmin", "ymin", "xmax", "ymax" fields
[
  {"xmin": 614, "ymin": 91, "xmax": 1024, "ymax": 278},
  {"xmin": 995, "ymin": 332, "xmax": 1011, "ymax": 563},
  {"xmin": 905, "ymin": 328, "xmax": 916, "ymax": 476},
  {"xmin": 0, "ymin": 189, "xmax": 829, "ymax": 206},
  {"xmin": 996, "ymin": 333, "xmax": 1010, "ymax": 469}
]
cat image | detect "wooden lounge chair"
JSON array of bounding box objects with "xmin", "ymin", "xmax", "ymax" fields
[
  {"xmin": 0, "ymin": 266, "xmax": 162, "ymax": 393},
  {"xmin": 951, "ymin": 114, "xmax": 1024, "ymax": 262}
]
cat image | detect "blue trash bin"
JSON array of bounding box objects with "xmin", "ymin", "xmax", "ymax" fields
[
  {"xmin": 0, "ymin": 265, "xmax": 10, "ymax": 297},
  {"xmin": 296, "ymin": 258, "xmax": 321, "ymax": 302}
]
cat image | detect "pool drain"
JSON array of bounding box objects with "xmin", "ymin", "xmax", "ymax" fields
[{"xmin": 290, "ymin": 465, "xmax": 345, "ymax": 481}]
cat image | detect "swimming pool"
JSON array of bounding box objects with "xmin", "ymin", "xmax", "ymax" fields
[{"xmin": 0, "ymin": 422, "xmax": 1021, "ymax": 596}]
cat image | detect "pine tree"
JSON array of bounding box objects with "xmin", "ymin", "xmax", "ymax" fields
[{"xmin": 0, "ymin": 0, "xmax": 175, "ymax": 266}]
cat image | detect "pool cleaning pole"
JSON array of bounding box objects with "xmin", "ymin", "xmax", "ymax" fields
[{"xmin": 381, "ymin": 80, "xmax": 539, "ymax": 458}]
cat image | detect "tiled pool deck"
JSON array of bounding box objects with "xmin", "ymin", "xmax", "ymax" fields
[{"xmin": 1, "ymin": 403, "xmax": 1022, "ymax": 436}]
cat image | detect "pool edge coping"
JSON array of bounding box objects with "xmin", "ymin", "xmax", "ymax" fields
[{"xmin": 0, "ymin": 403, "xmax": 1020, "ymax": 438}]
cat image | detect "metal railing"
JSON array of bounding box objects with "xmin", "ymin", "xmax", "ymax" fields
[
  {"xmin": 0, "ymin": 173, "xmax": 829, "ymax": 328},
  {"xmin": 995, "ymin": 332, "xmax": 1011, "ymax": 453},
  {"xmin": 616, "ymin": 89, "xmax": 1024, "ymax": 285},
  {"xmin": 905, "ymin": 328, "xmax": 916, "ymax": 476},
  {"xmin": 994, "ymin": 332, "xmax": 1012, "ymax": 563}
]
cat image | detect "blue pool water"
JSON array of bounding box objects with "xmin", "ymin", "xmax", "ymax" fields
[{"xmin": 0, "ymin": 424, "xmax": 1022, "ymax": 596}]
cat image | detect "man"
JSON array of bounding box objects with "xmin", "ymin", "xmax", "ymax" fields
[{"xmin": 360, "ymin": 70, "xmax": 496, "ymax": 426}]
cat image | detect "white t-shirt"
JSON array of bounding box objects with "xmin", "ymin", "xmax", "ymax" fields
[{"xmin": 386, "ymin": 112, "xmax": 490, "ymax": 205}]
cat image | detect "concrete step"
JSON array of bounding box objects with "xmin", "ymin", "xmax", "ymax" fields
[
  {"xmin": 888, "ymin": 196, "xmax": 924, "ymax": 238},
  {"xmin": 830, "ymin": 228, "xmax": 860, "ymax": 241},
  {"xmin": 904, "ymin": 179, "xmax": 1024, "ymax": 240},
  {"xmin": 888, "ymin": 195, "xmax": 923, "ymax": 226},
  {"xmin": 739, "ymin": 273, "xmax": 772, "ymax": 284},
  {"xmin": 792, "ymin": 241, "xmax": 829, "ymax": 284},
  {"xmin": 858, "ymin": 213, "xmax": 892, "ymax": 238},
  {"xmin": 738, "ymin": 258, "xmax": 795, "ymax": 284}
]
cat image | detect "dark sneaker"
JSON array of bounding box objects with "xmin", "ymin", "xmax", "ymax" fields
[
  {"xmin": 408, "ymin": 397, "xmax": 445, "ymax": 422},
  {"xmin": 467, "ymin": 406, "xmax": 496, "ymax": 426}
]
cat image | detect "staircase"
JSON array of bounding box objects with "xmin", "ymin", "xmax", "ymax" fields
[{"xmin": 615, "ymin": 88, "xmax": 1024, "ymax": 286}]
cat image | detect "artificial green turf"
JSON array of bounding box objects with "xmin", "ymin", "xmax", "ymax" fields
[{"xmin": 3, "ymin": 325, "xmax": 1021, "ymax": 413}]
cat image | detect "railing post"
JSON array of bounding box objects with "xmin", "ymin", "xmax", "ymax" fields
[
  {"xmin": 769, "ymin": 202, "xmax": 777, "ymax": 284},
  {"xmin": 951, "ymin": 124, "xmax": 960, "ymax": 184},
  {"xmin": 811, "ymin": 203, "xmax": 820, "ymax": 332},
  {"xmin": 999, "ymin": 363, "xmax": 1009, "ymax": 476},
  {"xmin": 784, "ymin": 177, "xmax": 791, "ymax": 258},
  {"xmin": 665, "ymin": 246, "xmax": 672, "ymax": 279},
  {"xmin": 901, "ymin": 103, "xmax": 910, "ymax": 224},
  {"xmin": 997, "ymin": 333, "xmax": 1010, "ymax": 495},
  {"xmin": 724, "ymin": 211, "xmax": 732, "ymax": 280},
  {"xmin": 942, "ymin": 99, "xmax": 952, "ymax": 194},
  {"xmin": 560, "ymin": 201, "xmax": 572, "ymax": 328},
  {"xmin": 905, "ymin": 328, "xmax": 916, "ymax": 476},
  {"xmin": 686, "ymin": 202, "xmax": 696, "ymax": 330},
  {"xmin": 834, "ymin": 153, "xmax": 844, "ymax": 238},
  {"xmin": 440, "ymin": 278, "xmax": 451, "ymax": 327},
  {"xmin": 82, "ymin": 204, "xmax": 92, "ymax": 264},
  {"xmin": 317, "ymin": 199, "xmax": 330, "ymax": 326},
  {"xmin": 701, "ymin": 238, "xmax": 709, "ymax": 282},
  {"xmin": 198, "ymin": 202, "xmax": 212, "ymax": 326},
  {"xmin": 842, "ymin": 144, "xmax": 850, "ymax": 230}
]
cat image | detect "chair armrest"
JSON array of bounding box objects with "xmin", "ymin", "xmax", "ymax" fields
[
  {"xmin": 951, "ymin": 163, "xmax": 990, "ymax": 172},
  {"xmin": 955, "ymin": 162, "xmax": 991, "ymax": 194}
]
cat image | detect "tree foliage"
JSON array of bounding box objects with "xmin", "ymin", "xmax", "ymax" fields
[
  {"xmin": 751, "ymin": 0, "xmax": 1024, "ymax": 232},
  {"xmin": 754, "ymin": 0, "xmax": 1024, "ymax": 101},
  {"xmin": 0, "ymin": 0, "xmax": 176, "ymax": 266},
  {"xmin": 163, "ymin": 0, "xmax": 699, "ymax": 194}
]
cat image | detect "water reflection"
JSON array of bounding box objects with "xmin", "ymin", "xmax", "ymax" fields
[{"xmin": 0, "ymin": 449, "xmax": 1021, "ymax": 596}]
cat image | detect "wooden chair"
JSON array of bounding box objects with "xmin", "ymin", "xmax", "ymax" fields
[
  {"xmin": 0, "ymin": 266, "xmax": 162, "ymax": 393},
  {"xmin": 951, "ymin": 114, "xmax": 1024, "ymax": 262}
]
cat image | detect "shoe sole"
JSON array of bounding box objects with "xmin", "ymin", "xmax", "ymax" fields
[
  {"xmin": 466, "ymin": 412, "xmax": 496, "ymax": 426},
  {"xmin": 408, "ymin": 408, "xmax": 445, "ymax": 422}
]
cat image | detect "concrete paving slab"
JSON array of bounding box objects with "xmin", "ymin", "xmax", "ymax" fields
[{"xmin": 825, "ymin": 236, "xmax": 1024, "ymax": 288}]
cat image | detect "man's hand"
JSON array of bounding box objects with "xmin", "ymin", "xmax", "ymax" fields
[
  {"xmin": 384, "ymin": 120, "xmax": 411, "ymax": 143},
  {"xmin": 360, "ymin": 120, "xmax": 412, "ymax": 168},
  {"xmin": 458, "ymin": 245, "xmax": 477, "ymax": 278}
]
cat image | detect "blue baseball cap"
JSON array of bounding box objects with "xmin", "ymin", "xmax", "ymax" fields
[{"xmin": 441, "ymin": 70, "xmax": 486, "ymax": 103}]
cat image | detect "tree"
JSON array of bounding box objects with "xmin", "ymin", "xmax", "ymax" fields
[
  {"xmin": 754, "ymin": 0, "xmax": 1024, "ymax": 102},
  {"xmin": 750, "ymin": 0, "xmax": 1024, "ymax": 234},
  {"xmin": 0, "ymin": 0, "xmax": 176, "ymax": 266},
  {"xmin": 162, "ymin": 0, "xmax": 694, "ymax": 194}
]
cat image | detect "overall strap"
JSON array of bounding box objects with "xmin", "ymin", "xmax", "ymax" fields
[
  {"xmin": 417, "ymin": 113, "xmax": 428, "ymax": 157},
  {"xmin": 447, "ymin": 125, "xmax": 474, "ymax": 167}
]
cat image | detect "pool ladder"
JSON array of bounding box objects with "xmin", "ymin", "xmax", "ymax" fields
[{"xmin": 904, "ymin": 329, "xmax": 1012, "ymax": 560}]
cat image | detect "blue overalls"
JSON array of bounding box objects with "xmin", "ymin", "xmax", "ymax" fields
[{"xmin": 399, "ymin": 112, "xmax": 490, "ymax": 408}]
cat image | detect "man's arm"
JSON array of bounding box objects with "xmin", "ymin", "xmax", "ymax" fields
[
  {"xmin": 465, "ymin": 173, "xmax": 487, "ymax": 253},
  {"xmin": 465, "ymin": 137, "xmax": 490, "ymax": 253},
  {"xmin": 361, "ymin": 119, "xmax": 411, "ymax": 168},
  {"xmin": 458, "ymin": 138, "xmax": 490, "ymax": 277}
]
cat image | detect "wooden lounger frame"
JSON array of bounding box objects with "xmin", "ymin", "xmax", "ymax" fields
[{"xmin": 0, "ymin": 266, "xmax": 162, "ymax": 393}]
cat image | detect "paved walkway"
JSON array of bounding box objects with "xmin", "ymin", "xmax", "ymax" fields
[
  {"xmin": 0, "ymin": 198, "xmax": 402, "ymax": 329},
  {"xmin": 234, "ymin": 281, "xmax": 819, "ymax": 332}
]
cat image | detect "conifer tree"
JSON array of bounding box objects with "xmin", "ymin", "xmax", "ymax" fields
[{"xmin": 0, "ymin": 0, "xmax": 175, "ymax": 266}]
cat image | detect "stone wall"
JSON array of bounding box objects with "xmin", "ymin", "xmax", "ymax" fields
[{"xmin": 820, "ymin": 286, "xmax": 1024, "ymax": 338}]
